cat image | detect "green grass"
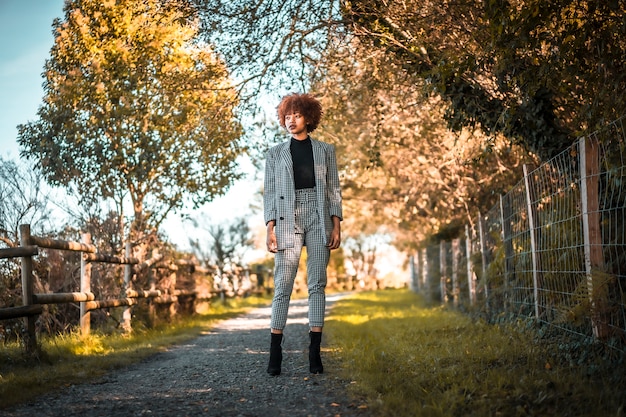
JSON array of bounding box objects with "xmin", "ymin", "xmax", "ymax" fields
[
  {"xmin": 4, "ymin": 290, "xmax": 625, "ymax": 415},
  {"xmin": 0, "ymin": 295, "xmax": 271, "ymax": 409},
  {"xmin": 325, "ymin": 289, "xmax": 626, "ymax": 417}
]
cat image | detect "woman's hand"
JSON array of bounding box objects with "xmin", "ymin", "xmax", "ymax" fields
[
  {"xmin": 327, "ymin": 217, "xmax": 341, "ymax": 250},
  {"xmin": 266, "ymin": 221, "xmax": 278, "ymax": 253}
]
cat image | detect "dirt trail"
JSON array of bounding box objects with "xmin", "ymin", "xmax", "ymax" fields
[{"xmin": 3, "ymin": 294, "xmax": 368, "ymax": 417}]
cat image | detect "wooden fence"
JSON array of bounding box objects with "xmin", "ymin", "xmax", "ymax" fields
[{"xmin": 0, "ymin": 224, "xmax": 214, "ymax": 354}]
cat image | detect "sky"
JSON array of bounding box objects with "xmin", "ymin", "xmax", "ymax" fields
[
  {"xmin": 0, "ymin": 0, "xmax": 64, "ymax": 159},
  {"xmin": 0, "ymin": 0, "xmax": 264, "ymax": 253}
]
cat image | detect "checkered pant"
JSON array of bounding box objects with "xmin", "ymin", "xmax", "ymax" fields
[{"xmin": 270, "ymin": 188, "xmax": 329, "ymax": 330}]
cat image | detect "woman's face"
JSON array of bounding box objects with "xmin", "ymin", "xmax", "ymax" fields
[{"xmin": 284, "ymin": 112, "xmax": 308, "ymax": 137}]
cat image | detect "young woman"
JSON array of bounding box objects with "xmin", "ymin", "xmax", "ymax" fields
[{"xmin": 263, "ymin": 92, "xmax": 343, "ymax": 376}]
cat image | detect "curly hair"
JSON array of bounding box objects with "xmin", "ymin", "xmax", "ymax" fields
[{"xmin": 277, "ymin": 93, "xmax": 323, "ymax": 133}]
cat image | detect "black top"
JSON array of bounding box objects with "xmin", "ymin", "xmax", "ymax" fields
[{"xmin": 290, "ymin": 137, "xmax": 316, "ymax": 189}]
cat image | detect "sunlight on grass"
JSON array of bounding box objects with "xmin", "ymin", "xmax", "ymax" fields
[
  {"xmin": 325, "ymin": 289, "xmax": 626, "ymax": 417},
  {"xmin": 0, "ymin": 295, "xmax": 271, "ymax": 409},
  {"xmin": 62, "ymin": 333, "xmax": 112, "ymax": 356}
]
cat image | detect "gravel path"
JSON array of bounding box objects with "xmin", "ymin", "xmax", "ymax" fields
[{"xmin": 3, "ymin": 294, "xmax": 370, "ymax": 417}]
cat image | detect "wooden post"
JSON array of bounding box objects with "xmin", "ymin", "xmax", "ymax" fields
[
  {"xmin": 579, "ymin": 137, "xmax": 609, "ymax": 339},
  {"xmin": 19, "ymin": 224, "xmax": 37, "ymax": 354},
  {"xmin": 80, "ymin": 233, "xmax": 92, "ymax": 335},
  {"xmin": 465, "ymin": 225, "xmax": 476, "ymax": 305},
  {"xmin": 414, "ymin": 250, "xmax": 421, "ymax": 292},
  {"xmin": 451, "ymin": 238, "xmax": 460, "ymax": 306},
  {"xmin": 477, "ymin": 213, "xmax": 489, "ymax": 308},
  {"xmin": 122, "ymin": 242, "xmax": 132, "ymax": 333},
  {"xmin": 500, "ymin": 194, "xmax": 514, "ymax": 309},
  {"xmin": 409, "ymin": 252, "xmax": 417, "ymax": 292},
  {"xmin": 421, "ymin": 247, "xmax": 429, "ymax": 299},
  {"xmin": 439, "ymin": 241, "xmax": 448, "ymax": 303},
  {"xmin": 168, "ymin": 269, "xmax": 177, "ymax": 318},
  {"xmin": 523, "ymin": 164, "xmax": 542, "ymax": 321},
  {"xmin": 148, "ymin": 249, "xmax": 159, "ymax": 326}
]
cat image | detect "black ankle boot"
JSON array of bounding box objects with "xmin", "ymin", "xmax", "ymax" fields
[
  {"xmin": 267, "ymin": 333, "xmax": 283, "ymax": 376},
  {"xmin": 309, "ymin": 331, "xmax": 323, "ymax": 374}
]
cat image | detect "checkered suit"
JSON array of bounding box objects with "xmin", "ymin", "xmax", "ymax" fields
[
  {"xmin": 264, "ymin": 138, "xmax": 343, "ymax": 249},
  {"xmin": 263, "ymin": 137, "xmax": 343, "ymax": 330}
]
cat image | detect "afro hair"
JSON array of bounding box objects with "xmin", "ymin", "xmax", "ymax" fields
[{"xmin": 277, "ymin": 93, "xmax": 323, "ymax": 133}]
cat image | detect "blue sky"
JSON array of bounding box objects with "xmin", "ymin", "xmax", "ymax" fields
[
  {"xmin": 0, "ymin": 0, "xmax": 64, "ymax": 159},
  {"xmin": 0, "ymin": 0, "xmax": 263, "ymax": 252}
]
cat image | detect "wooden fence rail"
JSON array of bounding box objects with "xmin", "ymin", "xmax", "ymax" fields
[{"xmin": 0, "ymin": 224, "xmax": 206, "ymax": 354}]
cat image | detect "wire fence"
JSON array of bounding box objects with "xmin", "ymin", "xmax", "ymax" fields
[{"xmin": 410, "ymin": 116, "xmax": 626, "ymax": 349}]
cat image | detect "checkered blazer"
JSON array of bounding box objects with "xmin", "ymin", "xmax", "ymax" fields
[{"xmin": 263, "ymin": 137, "xmax": 343, "ymax": 250}]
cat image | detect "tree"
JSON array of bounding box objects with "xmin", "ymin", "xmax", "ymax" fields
[
  {"xmin": 195, "ymin": 0, "xmax": 342, "ymax": 103},
  {"xmin": 195, "ymin": 0, "xmax": 626, "ymax": 160},
  {"xmin": 343, "ymin": 233, "xmax": 381, "ymax": 289},
  {"xmin": 0, "ymin": 157, "xmax": 53, "ymax": 247},
  {"xmin": 0, "ymin": 158, "xmax": 54, "ymax": 336},
  {"xmin": 18, "ymin": 0, "xmax": 245, "ymax": 243},
  {"xmin": 339, "ymin": 0, "xmax": 626, "ymax": 159},
  {"xmin": 310, "ymin": 45, "xmax": 536, "ymax": 245},
  {"xmin": 188, "ymin": 216, "xmax": 253, "ymax": 295},
  {"xmin": 192, "ymin": 0, "xmax": 534, "ymax": 247}
]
